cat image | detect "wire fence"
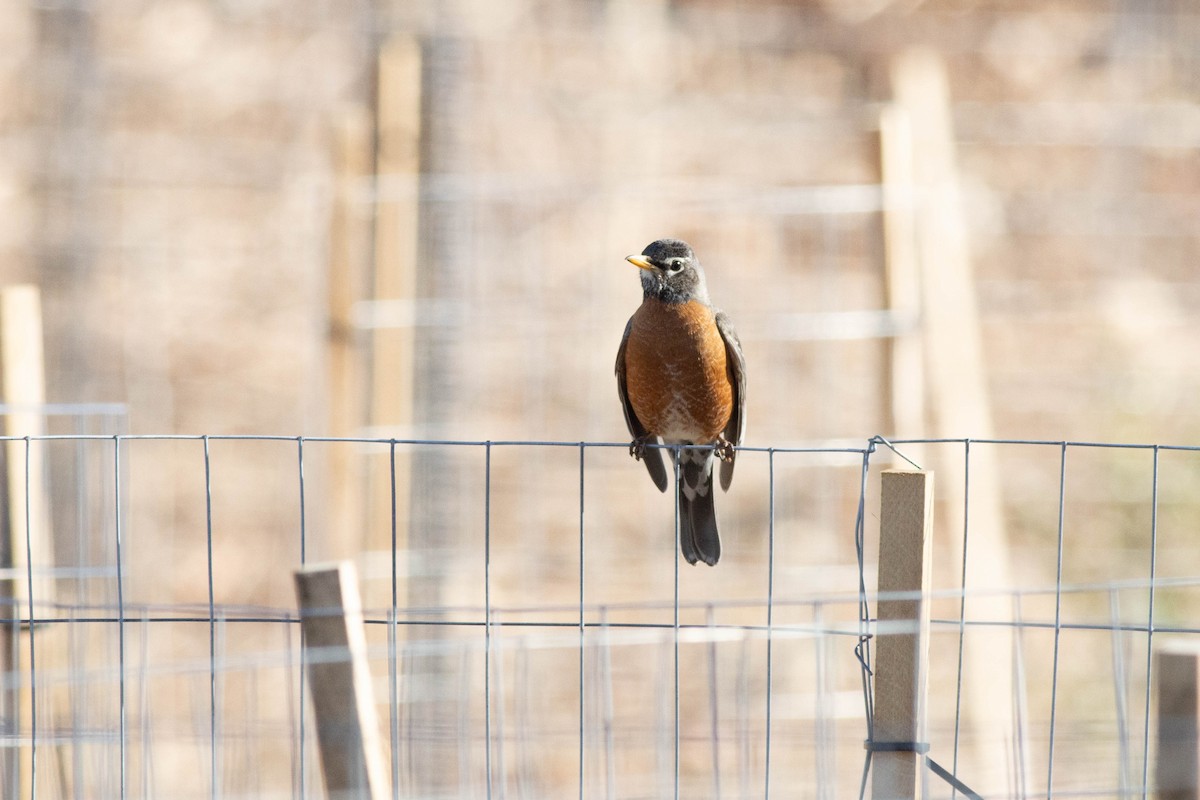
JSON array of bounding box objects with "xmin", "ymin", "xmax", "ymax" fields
[{"xmin": 0, "ymin": 433, "xmax": 1197, "ymax": 797}]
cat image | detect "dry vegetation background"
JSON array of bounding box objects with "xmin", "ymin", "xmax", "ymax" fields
[{"xmin": 0, "ymin": 0, "xmax": 1198, "ymax": 797}]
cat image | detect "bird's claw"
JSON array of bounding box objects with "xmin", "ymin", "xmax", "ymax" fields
[
  {"xmin": 715, "ymin": 436, "xmax": 736, "ymax": 463},
  {"xmin": 629, "ymin": 435, "xmax": 654, "ymax": 462}
]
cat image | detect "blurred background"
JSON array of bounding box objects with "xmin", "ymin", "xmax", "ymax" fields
[
  {"xmin": 4, "ymin": 0, "xmax": 1197, "ymax": 444},
  {"xmin": 0, "ymin": 0, "xmax": 1198, "ymax": 797}
]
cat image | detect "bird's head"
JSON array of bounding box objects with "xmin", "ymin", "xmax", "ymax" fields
[{"xmin": 626, "ymin": 238, "xmax": 709, "ymax": 305}]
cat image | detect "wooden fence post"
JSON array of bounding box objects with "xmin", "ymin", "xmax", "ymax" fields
[
  {"xmin": 327, "ymin": 107, "xmax": 372, "ymax": 556},
  {"xmin": 1157, "ymin": 641, "xmax": 1200, "ymax": 800},
  {"xmin": 889, "ymin": 49, "xmax": 1015, "ymax": 788},
  {"xmin": 0, "ymin": 284, "xmax": 55, "ymax": 614},
  {"xmin": 873, "ymin": 470, "xmax": 934, "ymax": 800},
  {"xmin": 878, "ymin": 104, "xmax": 925, "ymax": 442},
  {"xmin": 366, "ymin": 35, "xmax": 422, "ymax": 558},
  {"xmin": 0, "ymin": 284, "xmax": 59, "ymax": 800},
  {"xmin": 295, "ymin": 561, "xmax": 389, "ymax": 800}
]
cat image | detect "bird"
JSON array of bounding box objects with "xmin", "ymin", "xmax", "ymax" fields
[{"xmin": 615, "ymin": 238, "xmax": 746, "ymax": 566}]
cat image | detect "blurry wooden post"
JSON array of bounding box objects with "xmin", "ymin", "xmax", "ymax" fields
[
  {"xmin": 367, "ymin": 35, "xmax": 422, "ymax": 555},
  {"xmin": 328, "ymin": 107, "xmax": 372, "ymax": 551},
  {"xmin": 1156, "ymin": 642, "xmax": 1200, "ymax": 800},
  {"xmin": 295, "ymin": 562, "xmax": 389, "ymax": 800},
  {"xmin": 889, "ymin": 48, "xmax": 1016, "ymax": 790},
  {"xmin": 877, "ymin": 105, "xmax": 925, "ymax": 441},
  {"xmin": 0, "ymin": 285, "xmax": 55, "ymax": 612},
  {"xmin": 872, "ymin": 470, "xmax": 933, "ymax": 800},
  {"xmin": 0, "ymin": 285, "xmax": 57, "ymax": 799},
  {"xmin": 602, "ymin": 0, "xmax": 669, "ymax": 244}
]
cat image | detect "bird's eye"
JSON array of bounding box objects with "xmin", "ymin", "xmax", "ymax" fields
[{"xmin": 669, "ymin": 260, "xmax": 684, "ymax": 272}]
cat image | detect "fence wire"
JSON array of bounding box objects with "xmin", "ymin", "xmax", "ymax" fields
[{"xmin": 0, "ymin": 434, "xmax": 1196, "ymax": 798}]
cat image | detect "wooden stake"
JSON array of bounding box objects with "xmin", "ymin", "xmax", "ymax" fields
[
  {"xmin": 889, "ymin": 49, "xmax": 1016, "ymax": 789},
  {"xmin": 328, "ymin": 107, "xmax": 372, "ymax": 553},
  {"xmin": 890, "ymin": 49, "xmax": 993, "ymax": 436},
  {"xmin": 1157, "ymin": 641, "xmax": 1200, "ymax": 800},
  {"xmin": 368, "ymin": 35, "xmax": 422, "ymax": 556},
  {"xmin": 0, "ymin": 285, "xmax": 58, "ymax": 800},
  {"xmin": 0, "ymin": 284, "xmax": 55, "ymax": 614},
  {"xmin": 873, "ymin": 470, "xmax": 934, "ymax": 800},
  {"xmin": 295, "ymin": 562, "xmax": 389, "ymax": 800},
  {"xmin": 878, "ymin": 104, "xmax": 925, "ymax": 441}
]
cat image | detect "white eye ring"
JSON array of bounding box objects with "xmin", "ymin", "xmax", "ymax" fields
[{"xmin": 668, "ymin": 260, "xmax": 684, "ymax": 272}]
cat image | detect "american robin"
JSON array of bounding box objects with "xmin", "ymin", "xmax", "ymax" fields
[{"xmin": 615, "ymin": 239, "xmax": 746, "ymax": 565}]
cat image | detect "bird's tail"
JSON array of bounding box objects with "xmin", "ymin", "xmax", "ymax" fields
[{"xmin": 677, "ymin": 448, "xmax": 720, "ymax": 566}]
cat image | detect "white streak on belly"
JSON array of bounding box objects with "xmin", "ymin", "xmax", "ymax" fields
[{"xmin": 655, "ymin": 363, "xmax": 709, "ymax": 442}]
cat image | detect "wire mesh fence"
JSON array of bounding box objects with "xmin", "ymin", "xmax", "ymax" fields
[{"xmin": 0, "ymin": 433, "xmax": 1198, "ymax": 798}]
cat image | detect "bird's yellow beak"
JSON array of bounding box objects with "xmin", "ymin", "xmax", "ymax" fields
[{"xmin": 626, "ymin": 255, "xmax": 655, "ymax": 271}]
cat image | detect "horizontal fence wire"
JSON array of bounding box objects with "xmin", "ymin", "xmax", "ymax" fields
[{"xmin": 0, "ymin": 434, "xmax": 1195, "ymax": 798}]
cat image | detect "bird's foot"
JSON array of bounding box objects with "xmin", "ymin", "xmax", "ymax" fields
[
  {"xmin": 714, "ymin": 435, "xmax": 736, "ymax": 463},
  {"xmin": 629, "ymin": 435, "xmax": 655, "ymax": 462}
]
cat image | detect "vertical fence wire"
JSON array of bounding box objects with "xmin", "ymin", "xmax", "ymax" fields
[
  {"xmin": 295, "ymin": 443, "xmax": 308, "ymax": 800},
  {"xmin": 202, "ymin": 436, "xmax": 219, "ymax": 800},
  {"xmin": 112, "ymin": 435, "xmax": 127, "ymax": 799},
  {"xmin": 1046, "ymin": 442, "xmax": 1068, "ymax": 798},
  {"xmin": 951, "ymin": 439, "xmax": 972, "ymax": 799},
  {"xmin": 484, "ymin": 441, "xmax": 493, "ymax": 800},
  {"xmin": 283, "ymin": 597, "xmax": 298, "ymax": 800},
  {"xmin": 577, "ymin": 442, "xmax": 585, "ymax": 800},
  {"xmin": 1109, "ymin": 589, "xmax": 1130, "ymax": 798},
  {"xmin": 386, "ymin": 605, "xmax": 398, "ymax": 799},
  {"xmin": 490, "ymin": 612, "xmax": 508, "ymax": 798},
  {"xmin": 389, "ymin": 440, "xmax": 400, "ymax": 800},
  {"xmin": 737, "ymin": 631, "xmax": 751, "ymax": 796},
  {"xmin": 295, "ymin": 437, "xmax": 308, "ymax": 800},
  {"xmin": 706, "ymin": 603, "xmax": 721, "ymax": 800},
  {"xmin": 389, "ymin": 441, "xmax": 398, "ymax": 612},
  {"xmin": 764, "ymin": 447, "xmax": 775, "ymax": 799},
  {"xmin": 854, "ymin": 444, "xmax": 875, "ymax": 800},
  {"xmin": 600, "ymin": 604, "xmax": 615, "ymax": 800},
  {"xmin": 1011, "ymin": 592, "xmax": 1029, "ymax": 799},
  {"xmin": 1139, "ymin": 445, "xmax": 1159, "ymax": 799},
  {"xmin": 138, "ymin": 607, "xmax": 151, "ymax": 798},
  {"xmin": 814, "ymin": 600, "xmax": 830, "ymax": 799},
  {"xmin": 22, "ymin": 438, "xmax": 37, "ymax": 800},
  {"xmin": 672, "ymin": 448, "xmax": 681, "ymax": 800}
]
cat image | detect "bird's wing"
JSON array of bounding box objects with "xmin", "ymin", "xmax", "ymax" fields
[
  {"xmin": 616, "ymin": 316, "xmax": 668, "ymax": 492},
  {"xmin": 716, "ymin": 310, "xmax": 746, "ymax": 491}
]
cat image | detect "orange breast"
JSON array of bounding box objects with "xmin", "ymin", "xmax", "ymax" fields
[{"xmin": 623, "ymin": 298, "xmax": 733, "ymax": 443}]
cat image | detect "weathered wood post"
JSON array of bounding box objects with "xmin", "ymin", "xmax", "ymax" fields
[
  {"xmin": 888, "ymin": 50, "xmax": 1015, "ymax": 788},
  {"xmin": 295, "ymin": 561, "xmax": 389, "ymax": 800},
  {"xmin": 327, "ymin": 107, "xmax": 371, "ymax": 554},
  {"xmin": 0, "ymin": 284, "xmax": 55, "ymax": 615},
  {"xmin": 872, "ymin": 470, "xmax": 934, "ymax": 800},
  {"xmin": 367, "ymin": 34, "xmax": 422, "ymax": 556},
  {"xmin": 0, "ymin": 284, "xmax": 57, "ymax": 799},
  {"xmin": 1157, "ymin": 641, "xmax": 1200, "ymax": 800}
]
